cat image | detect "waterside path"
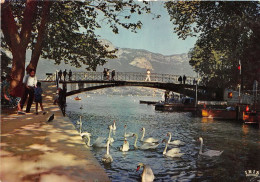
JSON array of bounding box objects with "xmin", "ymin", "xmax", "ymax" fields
[{"xmin": 1, "ymin": 82, "xmax": 110, "ymax": 182}]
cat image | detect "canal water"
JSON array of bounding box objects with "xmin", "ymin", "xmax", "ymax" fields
[{"xmin": 66, "ymin": 92, "xmax": 260, "ymax": 182}]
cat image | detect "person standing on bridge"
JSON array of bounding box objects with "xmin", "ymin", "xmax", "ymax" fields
[
  {"xmin": 183, "ymin": 75, "xmax": 187, "ymax": 84},
  {"xmin": 69, "ymin": 70, "xmax": 72, "ymax": 80},
  {"xmin": 178, "ymin": 76, "xmax": 182, "ymax": 84},
  {"xmin": 193, "ymin": 78, "xmax": 197, "ymax": 85},
  {"xmin": 106, "ymin": 69, "xmax": 110, "ymax": 80},
  {"xmin": 103, "ymin": 68, "xmax": 107, "ymax": 80},
  {"xmin": 58, "ymin": 70, "xmax": 62, "ymax": 81},
  {"xmin": 145, "ymin": 69, "xmax": 151, "ymax": 81},
  {"xmin": 111, "ymin": 69, "xmax": 115, "ymax": 81},
  {"xmin": 63, "ymin": 69, "xmax": 67, "ymax": 81}
]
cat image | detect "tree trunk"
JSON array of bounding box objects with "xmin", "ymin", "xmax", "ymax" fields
[
  {"xmin": 27, "ymin": 1, "xmax": 51, "ymax": 73},
  {"xmin": 1, "ymin": 0, "xmax": 38, "ymax": 97},
  {"xmin": 10, "ymin": 49, "xmax": 26, "ymax": 97}
]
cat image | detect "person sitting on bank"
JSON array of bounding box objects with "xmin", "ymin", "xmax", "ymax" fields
[{"xmin": 3, "ymin": 75, "xmax": 25, "ymax": 114}]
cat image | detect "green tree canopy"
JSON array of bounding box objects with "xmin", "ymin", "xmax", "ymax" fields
[{"xmin": 165, "ymin": 1, "xmax": 260, "ymax": 90}]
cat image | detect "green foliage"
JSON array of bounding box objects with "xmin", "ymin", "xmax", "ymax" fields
[
  {"xmin": 3, "ymin": 0, "xmax": 153, "ymax": 71},
  {"xmin": 1, "ymin": 51, "xmax": 11, "ymax": 76},
  {"xmin": 166, "ymin": 1, "xmax": 260, "ymax": 89}
]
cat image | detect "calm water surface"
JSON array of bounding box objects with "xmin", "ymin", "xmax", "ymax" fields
[{"xmin": 66, "ymin": 93, "xmax": 260, "ymax": 182}]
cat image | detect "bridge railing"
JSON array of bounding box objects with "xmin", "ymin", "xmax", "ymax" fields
[{"xmin": 68, "ymin": 72, "xmax": 195, "ymax": 84}]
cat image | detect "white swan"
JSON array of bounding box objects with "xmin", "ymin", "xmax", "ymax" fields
[
  {"xmin": 133, "ymin": 133, "xmax": 159, "ymax": 150},
  {"xmin": 93, "ymin": 137, "xmax": 107, "ymax": 148},
  {"xmin": 124, "ymin": 125, "xmax": 134, "ymax": 138},
  {"xmin": 167, "ymin": 132, "xmax": 184, "ymax": 146},
  {"xmin": 120, "ymin": 139, "xmax": 130, "ymax": 152},
  {"xmin": 102, "ymin": 139, "xmax": 113, "ymax": 163},
  {"xmin": 136, "ymin": 163, "xmax": 155, "ymax": 182},
  {"xmin": 162, "ymin": 139, "xmax": 184, "ymax": 158},
  {"xmin": 79, "ymin": 116, "xmax": 92, "ymax": 138},
  {"xmin": 108, "ymin": 125, "xmax": 114, "ymax": 143},
  {"xmin": 141, "ymin": 127, "xmax": 159, "ymax": 143},
  {"xmin": 83, "ymin": 133, "xmax": 92, "ymax": 147},
  {"xmin": 111, "ymin": 120, "xmax": 116, "ymax": 131},
  {"xmin": 199, "ymin": 137, "xmax": 223, "ymax": 157}
]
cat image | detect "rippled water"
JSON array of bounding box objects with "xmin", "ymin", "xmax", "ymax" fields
[{"xmin": 66, "ymin": 93, "xmax": 260, "ymax": 182}]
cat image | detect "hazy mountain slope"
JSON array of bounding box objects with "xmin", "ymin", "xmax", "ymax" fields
[{"xmin": 25, "ymin": 41, "xmax": 195, "ymax": 79}]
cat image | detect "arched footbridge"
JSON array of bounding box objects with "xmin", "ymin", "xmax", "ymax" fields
[{"xmin": 55, "ymin": 71, "xmax": 224, "ymax": 101}]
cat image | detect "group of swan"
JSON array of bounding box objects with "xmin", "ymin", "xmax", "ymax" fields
[
  {"xmin": 77, "ymin": 118, "xmax": 223, "ymax": 173},
  {"xmin": 135, "ymin": 137, "xmax": 223, "ymax": 182},
  {"xmin": 77, "ymin": 119, "xmax": 224, "ymax": 182}
]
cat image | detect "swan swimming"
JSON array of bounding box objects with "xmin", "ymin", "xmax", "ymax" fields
[
  {"xmin": 124, "ymin": 125, "xmax": 134, "ymax": 138},
  {"xmin": 199, "ymin": 137, "xmax": 223, "ymax": 157},
  {"xmin": 83, "ymin": 133, "xmax": 92, "ymax": 147},
  {"xmin": 120, "ymin": 139, "xmax": 130, "ymax": 152},
  {"xmin": 111, "ymin": 120, "xmax": 116, "ymax": 131},
  {"xmin": 93, "ymin": 137, "xmax": 107, "ymax": 148},
  {"xmin": 108, "ymin": 125, "xmax": 114, "ymax": 143},
  {"xmin": 133, "ymin": 133, "xmax": 159, "ymax": 150},
  {"xmin": 136, "ymin": 163, "xmax": 155, "ymax": 182},
  {"xmin": 162, "ymin": 139, "xmax": 184, "ymax": 158},
  {"xmin": 79, "ymin": 116, "xmax": 92, "ymax": 138},
  {"xmin": 102, "ymin": 139, "xmax": 113, "ymax": 163},
  {"xmin": 93, "ymin": 125, "xmax": 114, "ymax": 148},
  {"xmin": 167, "ymin": 132, "xmax": 184, "ymax": 146},
  {"xmin": 140, "ymin": 127, "xmax": 158, "ymax": 143}
]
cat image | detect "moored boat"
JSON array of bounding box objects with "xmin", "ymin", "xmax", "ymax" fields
[{"xmin": 75, "ymin": 96, "xmax": 82, "ymax": 100}]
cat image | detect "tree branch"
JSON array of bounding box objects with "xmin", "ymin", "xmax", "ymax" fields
[
  {"xmin": 20, "ymin": 0, "xmax": 38, "ymax": 49},
  {"xmin": 29, "ymin": 1, "xmax": 52, "ymax": 72},
  {"xmin": 1, "ymin": 1, "xmax": 20, "ymax": 52}
]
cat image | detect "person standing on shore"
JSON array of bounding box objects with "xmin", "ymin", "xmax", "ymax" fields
[
  {"xmin": 34, "ymin": 82, "xmax": 46, "ymax": 115},
  {"xmin": 20, "ymin": 69, "xmax": 37, "ymax": 113}
]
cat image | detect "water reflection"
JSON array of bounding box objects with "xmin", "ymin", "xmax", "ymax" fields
[{"xmin": 67, "ymin": 94, "xmax": 260, "ymax": 181}]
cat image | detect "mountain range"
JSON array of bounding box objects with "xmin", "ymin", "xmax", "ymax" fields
[{"xmin": 31, "ymin": 40, "xmax": 195, "ymax": 79}]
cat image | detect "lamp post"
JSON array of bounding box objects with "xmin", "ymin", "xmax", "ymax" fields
[
  {"xmin": 238, "ymin": 60, "xmax": 242, "ymax": 104},
  {"xmin": 195, "ymin": 73, "xmax": 200, "ymax": 108}
]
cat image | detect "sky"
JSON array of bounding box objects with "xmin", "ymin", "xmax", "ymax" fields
[{"xmin": 94, "ymin": 1, "xmax": 197, "ymax": 56}]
